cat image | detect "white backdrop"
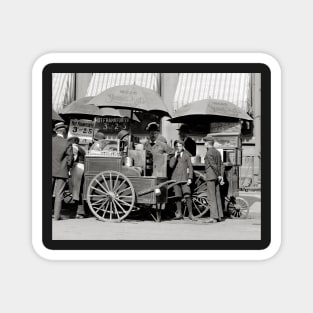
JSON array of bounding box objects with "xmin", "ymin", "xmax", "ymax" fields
[{"xmin": 0, "ymin": 0, "xmax": 311, "ymax": 312}]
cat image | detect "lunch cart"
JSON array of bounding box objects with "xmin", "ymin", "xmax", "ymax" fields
[{"xmin": 82, "ymin": 140, "xmax": 182, "ymax": 222}]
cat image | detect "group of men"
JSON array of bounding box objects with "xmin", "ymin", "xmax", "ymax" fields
[
  {"xmin": 52, "ymin": 120, "xmax": 224, "ymax": 223},
  {"xmin": 143, "ymin": 122, "xmax": 224, "ymax": 223}
]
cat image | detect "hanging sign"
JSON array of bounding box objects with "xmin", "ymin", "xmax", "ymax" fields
[
  {"xmin": 68, "ymin": 119, "xmax": 94, "ymax": 144},
  {"xmin": 94, "ymin": 117, "xmax": 130, "ymax": 138}
]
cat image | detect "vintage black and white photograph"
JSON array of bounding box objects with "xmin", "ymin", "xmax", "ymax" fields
[{"xmin": 51, "ymin": 71, "xmax": 262, "ymax": 242}]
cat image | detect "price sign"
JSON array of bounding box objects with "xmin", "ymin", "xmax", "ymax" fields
[
  {"xmin": 94, "ymin": 117, "xmax": 130, "ymax": 137},
  {"xmin": 68, "ymin": 119, "xmax": 94, "ymax": 144}
]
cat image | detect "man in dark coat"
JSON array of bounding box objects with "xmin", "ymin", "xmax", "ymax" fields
[
  {"xmin": 203, "ymin": 135, "xmax": 224, "ymax": 223},
  {"xmin": 144, "ymin": 122, "xmax": 174, "ymax": 155},
  {"xmin": 169, "ymin": 140, "xmax": 195, "ymax": 220},
  {"xmin": 52, "ymin": 122, "xmax": 74, "ymax": 220},
  {"xmin": 177, "ymin": 124, "xmax": 196, "ymax": 156}
]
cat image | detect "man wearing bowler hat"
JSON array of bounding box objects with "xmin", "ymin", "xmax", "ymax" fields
[
  {"xmin": 144, "ymin": 122, "xmax": 174, "ymax": 155},
  {"xmin": 177, "ymin": 124, "xmax": 196, "ymax": 156},
  {"xmin": 52, "ymin": 122, "xmax": 74, "ymax": 220},
  {"xmin": 203, "ymin": 134, "xmax": 224, "ymax": 223}
]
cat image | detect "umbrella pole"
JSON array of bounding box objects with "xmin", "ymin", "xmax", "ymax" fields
[
  {"xmin": 92, "ymin": 116, "xmax": 96, "ymax": 144},
  {"xmin": 128, "ymin": 110, "xmax": 134, "ymax": 154}
]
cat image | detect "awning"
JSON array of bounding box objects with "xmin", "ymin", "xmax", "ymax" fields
[
  {"xmin": 52, "ymin": 73, "xmax": 76, "ymax": 112},
  {"xmin": 173, "ymin": 73, "xmax": 252, "ymax": 113},
  {"xmin": 86, "ymin": 73, "xmax": 160, "ymax": 96}
]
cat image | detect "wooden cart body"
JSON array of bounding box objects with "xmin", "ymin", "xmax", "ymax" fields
[
  {"xmin": 83, "ymin": 155, "xmax": 168, "ymax": 204},
  {"xmin": 83, "ymin": 152, "xmax": 173, "ymax": 222}
]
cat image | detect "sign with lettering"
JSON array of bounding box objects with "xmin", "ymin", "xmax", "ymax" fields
[
  {"xmin": 94, "ymin": 117, "xmax": 130, "ymax": 137},
  {"xmin": 68, "ymin": 119, "xmax": 94, "ymax": 144}
]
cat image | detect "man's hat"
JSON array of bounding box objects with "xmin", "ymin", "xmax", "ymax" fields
[
  {"xmin": 203, "ymin": 134, "xmax": 215, "ymax": 142},
  {"xmin": 117, "ymin": 129, "xmax": 130, "ymax": 140},
  {"xmin": 146, "ymin": 122, "xmax": 159, "ymax": 132},
  {"xmin": 94, "ymin": 130, "xmax": 106, "ymax": 141},
  {"xmin": 53, "ymin": 122, "xmax": 68, "ymax": 132},
  {"xmin": 176, "ymin": 123, "xmax": 189, "ymax": 133}
]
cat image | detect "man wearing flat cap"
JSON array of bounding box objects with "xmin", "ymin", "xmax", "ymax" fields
[
  {"xmin": 177, "ymin": 124, "xmax": 196, "ymax": 157},
  {"xmin": 144, "ymin": 122, "xmax": 174, "ymax": 155},
  {"xmin": 203, "ymin": 134, "xmax": 224, "ymax": 223},
  {"xmin": 52, "ymin": 122, "xmax": 74, "ymax": 220}
]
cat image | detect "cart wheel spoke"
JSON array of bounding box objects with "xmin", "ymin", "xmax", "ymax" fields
[
  {"xmin": 94, "ymin": 178, "xmax": 110, "ymax": 194},
  {"xmin": 101, "ymin": 174, "xmax": 111, "ymax": 193},
  {"xmin": 87, "ymin": 171, "xmax": 135, "ymax": 222},
  {"xmin": 112, "ymin": 200, "xmax": 120, "ymax": 219},
  {"xmin": 112, "ymin": 173, "xmax": 120, "ymax": 191},
  {"xmin": 109, "ymin": 172, "xmax": 113, "ymax": 190},
  {"xmin": 192, "ymin": 199, "xmax": 203, "ymax": 215},
  {"xmin": 90, "ymin": 186, "xmax": 108, "ymax": 195},
  {"xmin": 109, "ymin": 202, "xmax": 113, "ymax": 220},
  {"xmin": 94, "ymin": 198, "xmax": 109, "ymax": 213},
  {"xmin": 90, "ymin": 197, "xmax": 107, "ymax": 206},
  {"xmin": 101, "ymin": 201, "xmax": 110, "ymax": 218},
  {"xmin": 114, "ymin": 200, "xmax": 127, "ymax": 214},
  {"xmin": 114, "ymin": 179, "xmax": 128, "ymax": 193},
  {"xmin": 116, "ymin": 198, "xmax": 132, "ymax": 207},
  {"xmin": 228, "ymin": 197, "xmax": 249, "ymax": 219}
]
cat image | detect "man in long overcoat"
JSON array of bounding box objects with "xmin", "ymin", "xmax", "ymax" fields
[
  {"xmin": 169, "ymin": 140, "xmax": 194, "ymax": 220},
  {"xmin": 177, "ymin": 124, "xmax": 197, "ymax": 157},
  {"xmin": 52, "ymin": 122, "xmax": 73, "ymax": 220},
  {"xmin": 203, "ymin": 135, "xmax": 224, "ymax": 223}
]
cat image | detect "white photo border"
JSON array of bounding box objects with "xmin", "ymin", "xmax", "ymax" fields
[{"xmin": 32, "ymin": 52, "xmax": 281, "ymax": 260}]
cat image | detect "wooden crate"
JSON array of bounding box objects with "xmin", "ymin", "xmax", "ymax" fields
[{"xmin": 84, "ymin": 156, "xmax": 122, "ymax": 175}]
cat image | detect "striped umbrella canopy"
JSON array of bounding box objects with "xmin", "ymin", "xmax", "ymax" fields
[
  {"xmin": 170, "ymin": 99, "xmax": 253, "ymax": 123},
  {"xmin": 52, "ymin": 109, "xmax": 64, "ymax": 122},
  {"xmin": 60, "ymin": 97, "xmax": 140, "ymax": 122},
  {"xmin": 87, "ymin": 85, "xmax": 172, "ymax": 118}
]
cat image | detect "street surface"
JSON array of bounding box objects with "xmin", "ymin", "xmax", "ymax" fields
[{"xmin": 52, "ymin": 192, "xmax": 261, "ymax": 240}]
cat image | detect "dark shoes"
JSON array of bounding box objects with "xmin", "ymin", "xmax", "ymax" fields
[
  {"xmin": 206, "ymin": 218, "xmax": 218, "ymax": 223},
  {"xmin": 173, "ymin": 215, "xmax": 184, "ymax": 220},
  {"xmin": 53, "ymin": 216, "xmax": 64, "ymax": 221},
  {"xmin": 75, "ymin": 214, "xmax": 86, "ymax": 219},
  {"xmin": 205, "ymin": 217, "xmax": 225, "ymax": 223}
]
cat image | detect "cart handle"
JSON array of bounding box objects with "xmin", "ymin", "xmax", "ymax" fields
[
  {"xmin": 167, "ymin": 180, "xmax": 188, "ymax": 189},
  {"xmin": 137, "ymin": 180, "xmax": 177, "ymax": 196}
]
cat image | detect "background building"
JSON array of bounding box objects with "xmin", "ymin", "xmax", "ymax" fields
[{"xmin": 52, "ymin": 72, "xmax": 261, "ymax": 188}]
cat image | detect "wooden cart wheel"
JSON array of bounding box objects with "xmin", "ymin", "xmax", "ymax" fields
[
  {"xmin": 187, "ymin": 171, "xmax": 210, "ymax": 218},
  {"xmin": 228, "ymin": 196, "xmax": 249, "ymax": 219},
  {"xmin": 87, "ymin": 170, "xmax": 135, "ymax": 222}
]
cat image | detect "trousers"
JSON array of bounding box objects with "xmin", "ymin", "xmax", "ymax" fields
[
  {"xmin": 70, "ymin": 163, "xmax": 84, "ymax": 201},
  {"xmin": 207, "ymin": 180, "xmax": 223, "ymax": 219},
  {"xmin": 52, "ymin": 177, "xmax": 67, "ymax": 220}
]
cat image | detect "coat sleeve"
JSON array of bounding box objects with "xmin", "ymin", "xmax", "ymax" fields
[
  {"xmin": 189, "ymin": 138, "xmax": 197, "ymax": 156},
  {"xmin": 169, "ymin": 155, "xmax": 178, "ymax": 169},
  {"xmin": 65, "ymin": 143, "xmax": 74, "ymax": 169},
  {"xmin": 165, "ymin": 143, "xmax": 175, "ymax": 156},
  {"xmin": 205, "ymin": 150, "xmax": 220, "ymax": 177},
  {"xmin": 186, "ymin": 155, "xmax": 194, "ymax": 179}
]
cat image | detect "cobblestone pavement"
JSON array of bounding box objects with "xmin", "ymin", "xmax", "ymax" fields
[{"xmin": 52, "ymin": 192, "xmax": 261, "ymax": 240}]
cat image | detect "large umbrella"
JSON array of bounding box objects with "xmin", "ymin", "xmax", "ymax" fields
[
  {"xmin": 170, "ymin": 99, "xmax": 253, "ymax": 123},
  {"xmin": 87, "ymin": 85, "xmax": 172, "ymax": 118},
  {"xmin": 60, "ymin": 97, "xmax": 140, "ymax": 122},
  {"xmin": 52, "ymin": 109, "xmax": 64, "ymax": 122}
]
